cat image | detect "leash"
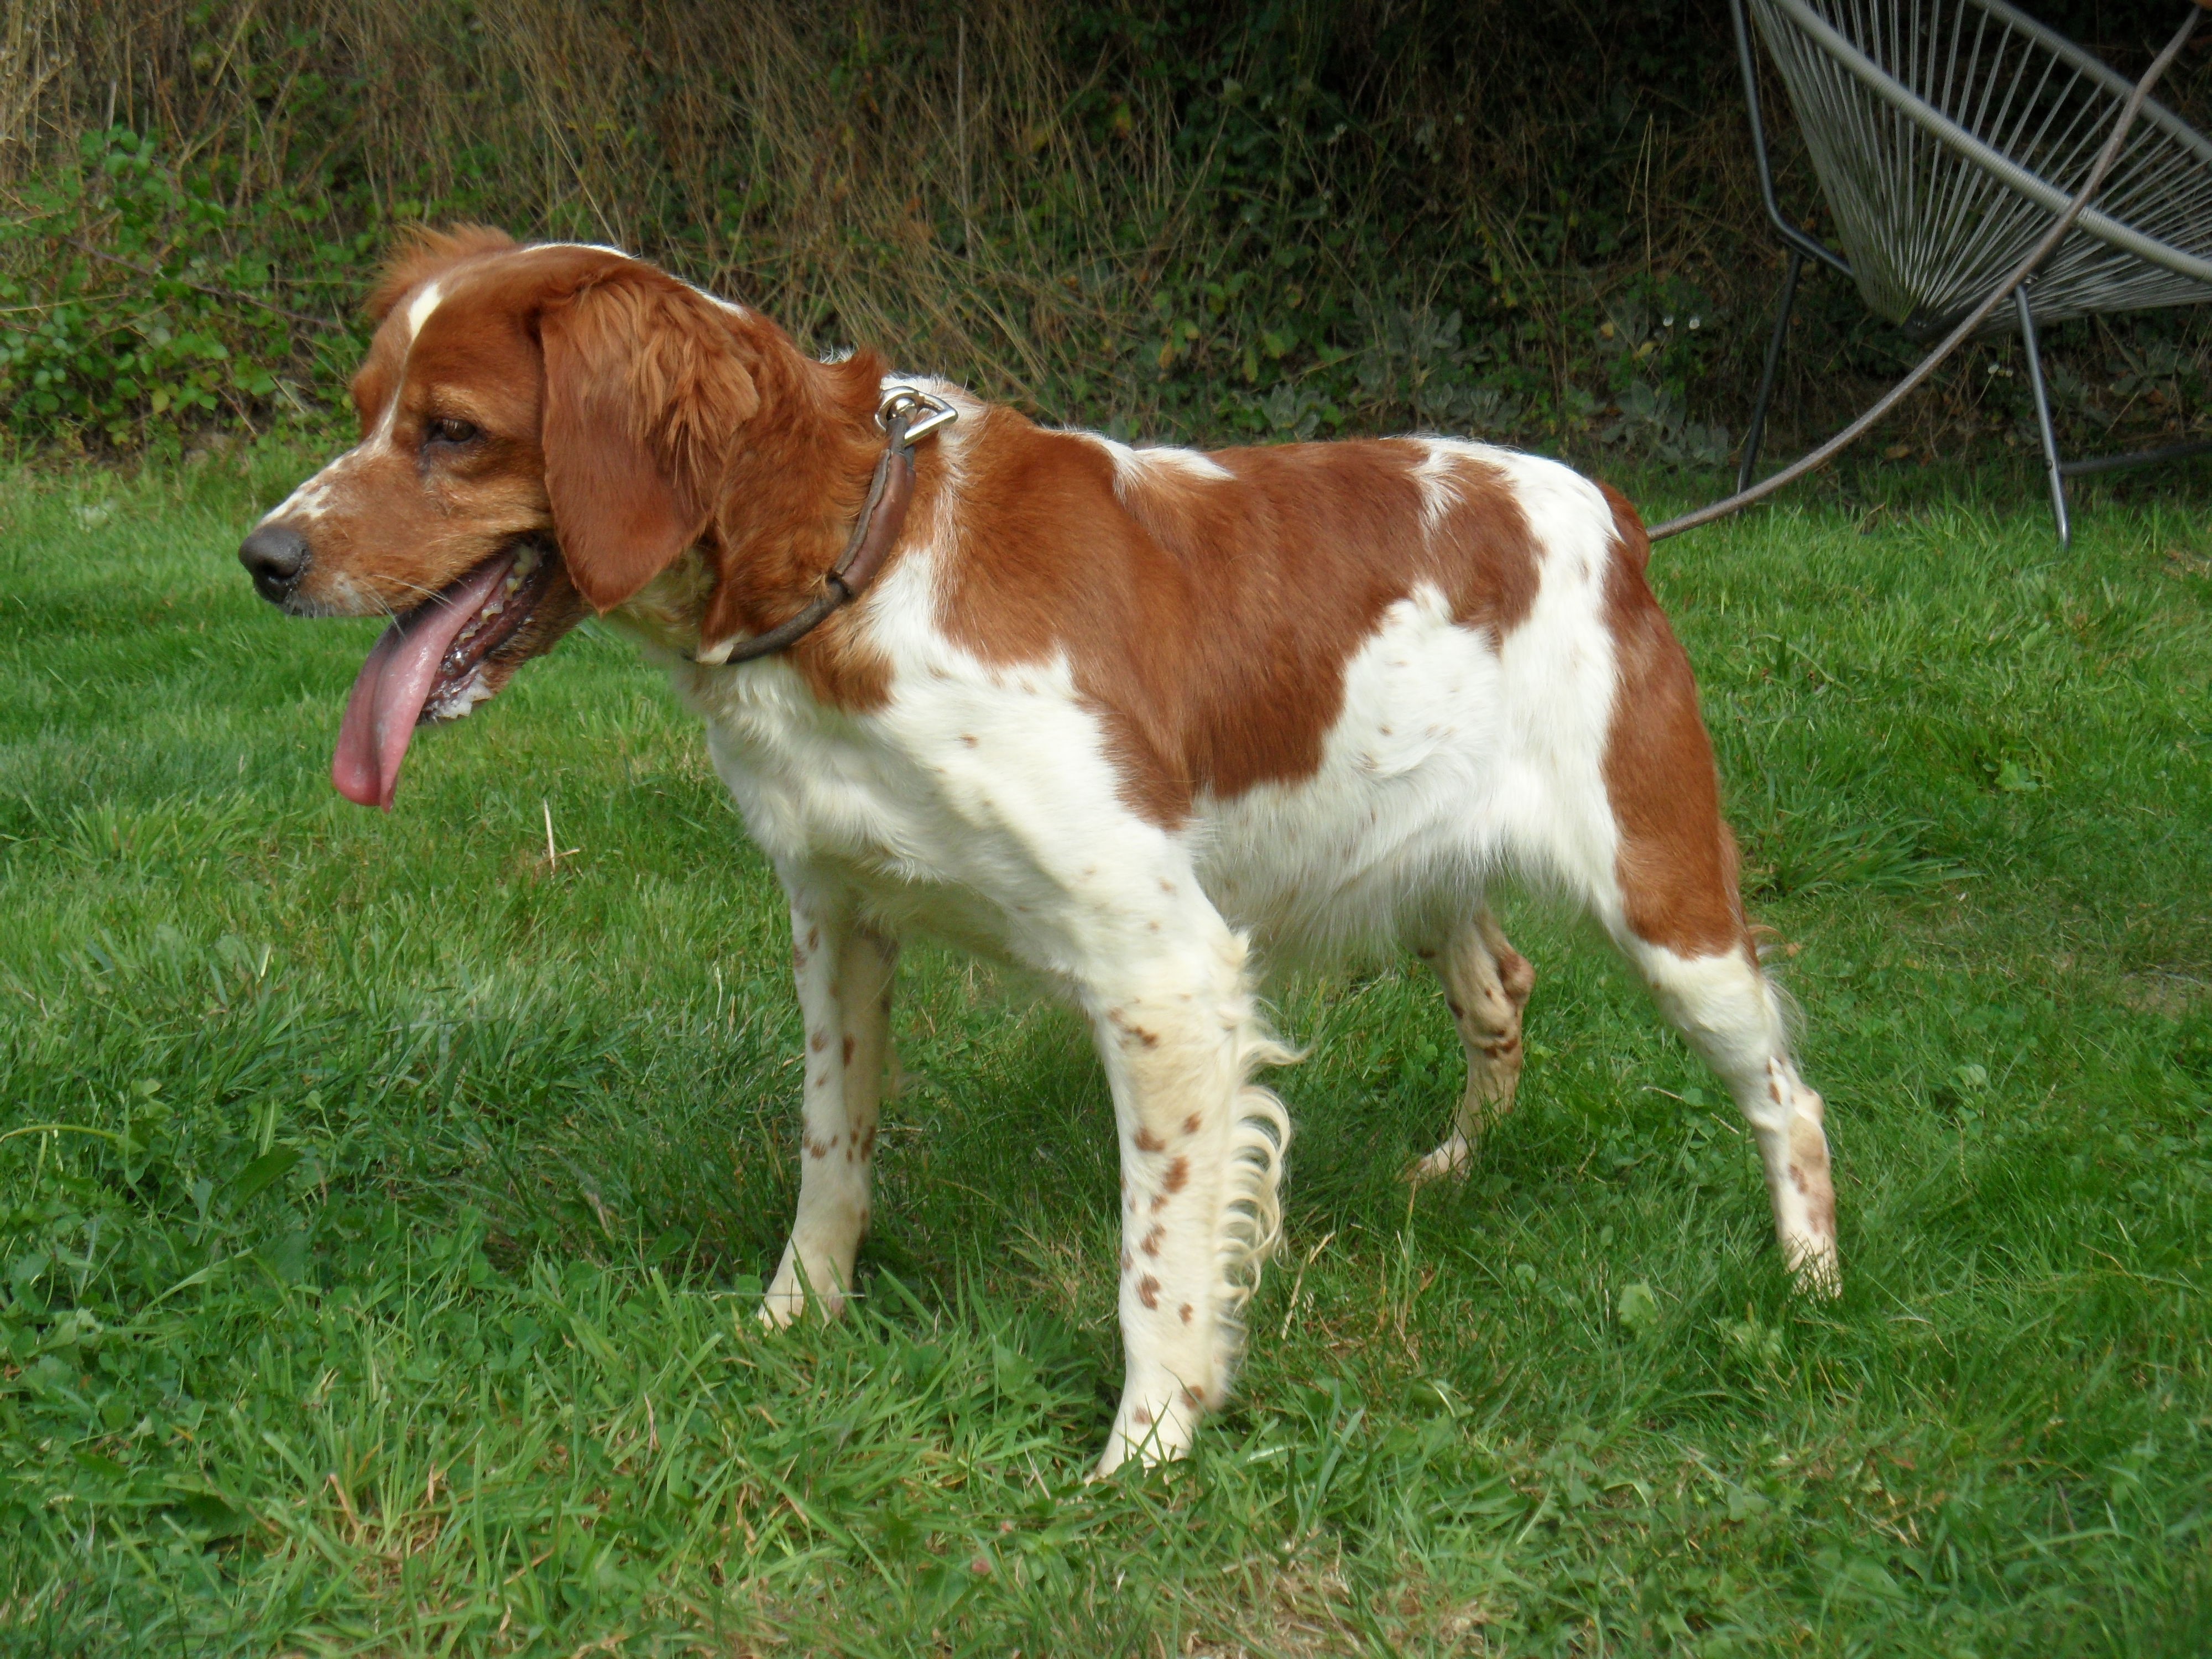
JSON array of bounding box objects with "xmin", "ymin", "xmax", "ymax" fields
[
  {"xmin": 693, "ymin": 386, "xmax": 959, "ymax": 666},
  {"xmin": 1648, "ymin": 0, "xmax": 2203, "ymax": 541}
]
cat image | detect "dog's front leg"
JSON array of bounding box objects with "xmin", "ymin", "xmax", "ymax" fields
[
  {"xmin": 1088, "ymin": 922, "xmax": 1291, "ymax": 1475},
  {"xmin": 761, "ymin": 890, "xmax": 897, "ymax": 1326}
]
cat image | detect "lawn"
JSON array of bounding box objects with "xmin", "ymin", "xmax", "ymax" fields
[{"xmin": 1, "ymin": 442, "xmax": 2208, "ymax": 1656}]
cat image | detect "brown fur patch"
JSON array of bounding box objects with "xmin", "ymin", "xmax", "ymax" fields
[
  {"xmin": 1597, "ymin": 485, "xmax": 1746, "ymax": 957},
  {"xmin": 1136, "ymin": 1275, "xmax": 1160, "ymax": 1309},
  {"xmin": 937, "ymin": 426, "xmax": 1540, "ymax": 825},
  {"xmin": 1132, "ymin": 1128, "xmax": 1167, "ymax": 1154},
  {"xmin": 1162, "ymin": 1157, "xmax": 1188, "ymax": 1193}
]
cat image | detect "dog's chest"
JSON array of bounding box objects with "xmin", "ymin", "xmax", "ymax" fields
[{"xmin": 667, "ymin": 654, "xmax": 1118, "ymax": 954}]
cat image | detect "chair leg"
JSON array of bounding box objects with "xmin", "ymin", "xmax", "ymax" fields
[
  {"xmin": 2015, "ymin": 288, "xmax": 2070, "ymax": 549},
  {"xmin": 1739, "ymin": 248, "xmax": 1804, "ymax": 494}
]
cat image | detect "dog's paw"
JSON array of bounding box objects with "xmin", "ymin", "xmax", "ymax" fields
[
  {"xmin": 1405, "ymin": 1134, "xmax": 1475, "ymax": 1186},
  {"xmin": 759, "ymin": 1245, "xmax": 846, "ymax": 1328},
  {"xmin": 757, "ymin": 1286, "xmax": 804, "ymax": 1330},
  {"xmin": 1094, "ymin": 1394, "xmax": 1199, "ymax": 1479}
]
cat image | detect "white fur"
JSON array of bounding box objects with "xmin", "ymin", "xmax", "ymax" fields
[
  {"xmin": 401, "ymin": 279, "xmax": 445, "ymax": 344},
  {"xmin": 1092, "ymin": 435, "xmax": 1235, "ymax": 491},
  {"xmin": 614, "ymin": 410, "xmax": 1839, "ymax": 1474}
]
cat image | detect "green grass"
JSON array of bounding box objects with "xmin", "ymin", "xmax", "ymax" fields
[{"xmin": 1, "ymin": 442, "xmax": 2209, "ymax": 1657}]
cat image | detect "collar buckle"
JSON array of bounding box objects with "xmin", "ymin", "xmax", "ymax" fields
[{"xmin": 877, "ymin": 385, "xmax": 959, "ymax": 446}]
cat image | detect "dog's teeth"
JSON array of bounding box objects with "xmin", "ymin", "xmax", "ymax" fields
[{"xmin": 511, "ymin": 544, "xmax": 540, "ymax": 577}]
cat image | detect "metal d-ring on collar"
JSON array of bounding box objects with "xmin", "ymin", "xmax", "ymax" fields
[{"xmin": 692, "ymin": 385, "xmax": 958, "ymax": 667}]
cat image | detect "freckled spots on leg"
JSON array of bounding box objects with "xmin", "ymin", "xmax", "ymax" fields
[
  {"xmin": 1133, "ymin": 1128, "xmax": 1167, "ymax": 1154},
  {"xmin": 1131, "ymin": 1406, "xmax": 1151, "ymax": 1427},
  {"xmin": 1159, "ymin": 879, "xmax": 1176, "ymax": 895},
  {"xmin": 842, "ymin": 1034, "xmax": 855, "ymax": 1066},
  {"xmin": 1786, "ymin": 1114, "xmax": 1837, "ymax": 1237},
  {"xmin": 1182, "ymin": 1113, "xmax": 1202, "ymax": 1136},
  {"xmin": 810, "ymin": 1031, "xmax": 827, "ymax": 1052},
  {"xmin": 812, "ymin": 1071, "xmax": 829, "ymax": 1090},
  {"xmin": 1164, "ymin": 1157, "xmax": 1188, "ymax": 1193},
  {"xmin": 859, "ymin": 1127, "xmax": 876, "ymax": 1159},
  {"xmin": 1136, "ymin": 1275, "xmax": 1160, "ymax": 1309},
  {"xmin": 1141, "ymin": 1224, "xmax": 1164, "ymax": 1256},
  {"xmin": 1179, "ymin": 1303, "xmax": 1193, "ymax": 1324},
  {"xmin": 1120, "ymin": 1250, "xmax": 1133, "ymax": 1275},
  {"xmin": 1448, "ymin": 1000, "xmax": 1464, "ymax": 1019},
  {"xmin": 1103, "ymin": 1005, "xmax": 1161, "ymax": 1049},
  {"xmin": 960, "ymin": 733, "xmax": 978, "ymax": 747},
  {"xmin": 806, "ymin": 926, "xmax": 820, "ymax": 951},
  {"xmin": 1181, "ymin": 1386, "xmax": 1205, "ymax": 1412}
]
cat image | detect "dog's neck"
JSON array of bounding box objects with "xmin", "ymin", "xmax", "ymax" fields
[{"xmin": 697, "ymin": 334, "xmax": 893, "ymax": 651}]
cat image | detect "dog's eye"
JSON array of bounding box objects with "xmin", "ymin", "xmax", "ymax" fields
[{"xmin": 425, "ymin": 417, "xmax": 480, "ymax": 447}]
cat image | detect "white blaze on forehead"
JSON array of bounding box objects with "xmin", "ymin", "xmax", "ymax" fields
[
  {"xmin": 402, "ymin": 280, "xmax": 445, "ymax": 343},
  {"xmin": 363, "ymin": 279, "xmax": 446, "ymax": 451},
  {"xmin": 260, "ymin": 279, "xmax": 448, "ymax": 526}
]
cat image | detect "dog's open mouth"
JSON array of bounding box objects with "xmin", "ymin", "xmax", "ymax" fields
[{"xmin": 332, "ymin": 539, "xmax": 560, "ymax": 809}]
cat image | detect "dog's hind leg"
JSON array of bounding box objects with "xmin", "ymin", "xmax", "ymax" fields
[
  {"xmin": 1618, "ymin": 932, "xmax": 1837, "ymax": 1292},
  {"xmin": 1410, "ymin": 908, "xmax": 1535, "ymax": 1183},
  {"xmin": 1586, "ymin": 495, "xmax": 1838, "ymax": 1291},
  {"xmin": 762, "ymin": 889, "xmax": 898, "ymax": 1326},
  {"xmin": 1086, "ymin": 914, "xmax": 1292, "ymax": 1476}
]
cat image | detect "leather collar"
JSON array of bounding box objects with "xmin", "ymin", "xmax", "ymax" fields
[{"xmin": 693, "ymin": 386, "xmax": 957, "ymax": 666}]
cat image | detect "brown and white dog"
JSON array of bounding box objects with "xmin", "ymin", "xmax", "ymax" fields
[{"xmin": 239, "ymin": 228, "xmax": 1838, "ymax": 1474}]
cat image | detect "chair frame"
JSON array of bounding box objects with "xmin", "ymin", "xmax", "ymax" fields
[{"xmin": 1730, "ymin": 0, "xmax": 2212, "ymax": 544}]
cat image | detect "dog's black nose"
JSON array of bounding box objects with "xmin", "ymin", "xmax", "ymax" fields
[{"xmin": 239, "ymin": 523, "xmax": 310, "ymax": 603}]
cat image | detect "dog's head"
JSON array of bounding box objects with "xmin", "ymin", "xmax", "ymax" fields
[{"xmin": 241, "ymin": 228, "xmax": 764, "ymax": 807}]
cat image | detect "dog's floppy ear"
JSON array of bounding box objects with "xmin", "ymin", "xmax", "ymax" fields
[{"xmin": 539, "ymin": 270, "xmax": 759, "ymax": 614}]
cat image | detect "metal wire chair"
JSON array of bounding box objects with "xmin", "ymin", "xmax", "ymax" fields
[{"xmin": 1734, "ymin": 0, "xmax": 2212, "ymax": 542}]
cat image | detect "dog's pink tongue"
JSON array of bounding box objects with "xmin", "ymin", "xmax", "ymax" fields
[{"xmin": 331, "ymin": 555, "xmax": 515, "ymax": 809}]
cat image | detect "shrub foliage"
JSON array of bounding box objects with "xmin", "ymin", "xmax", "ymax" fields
[{"xmin": 3, "ymin": 0, "xmax": 2211, "ymax": 460}]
